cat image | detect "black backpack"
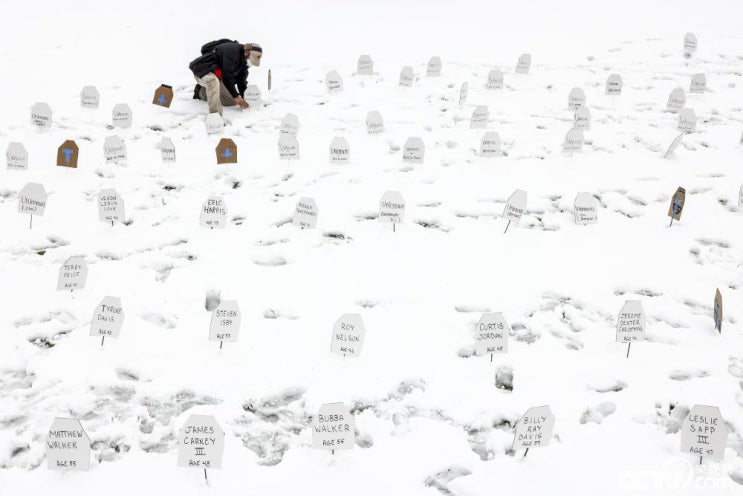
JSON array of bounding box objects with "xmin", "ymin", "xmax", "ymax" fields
[{"xmin": 200, "ymin": 39, "xmax": 239, "ymax": 55}]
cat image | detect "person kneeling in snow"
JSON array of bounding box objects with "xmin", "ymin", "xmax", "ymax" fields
[{"xmin": 189, "ymin": 39, "xmax": 262, "ymax": 115}]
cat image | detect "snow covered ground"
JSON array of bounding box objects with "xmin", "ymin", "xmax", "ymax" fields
[{"xmin": 1, "ymin": 1, "xmax": 743, "ymax": 494}]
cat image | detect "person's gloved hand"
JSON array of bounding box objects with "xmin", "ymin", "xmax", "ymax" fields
[{"xmin": 234, "ymin": 96, "xmax": 249, "ymax": 110}]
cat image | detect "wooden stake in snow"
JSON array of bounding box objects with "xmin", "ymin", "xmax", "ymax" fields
[{"xmin": 268, "ymin": 69, "xmax": 272, "ymax": 91}]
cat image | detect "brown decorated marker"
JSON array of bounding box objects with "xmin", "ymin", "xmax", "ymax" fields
[
  {"xmin": 215, "ymin": 138, "xmax": 237, "ymax": 164},
  {"xmin": 152, "ymin": 84, "xmax": 174, "ymax": 108},
  {"xmin": 56, "ymin": 140, "xmax": 79, "ymax": 168},
  {"xmin": 668, "ymin": 187, "xmax": 686, "ymax": 226}
]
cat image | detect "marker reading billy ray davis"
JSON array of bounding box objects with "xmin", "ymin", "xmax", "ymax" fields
[{"xmin": 512, "ymin": 406, "xmax": 555, "ymax": 456}]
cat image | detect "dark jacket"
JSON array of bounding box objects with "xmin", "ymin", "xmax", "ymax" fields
[{"xmin": 189, "ymin": 42, "xmax": 248, "ymax": 98}]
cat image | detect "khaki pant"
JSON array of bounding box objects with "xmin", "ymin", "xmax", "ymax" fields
[{"xmin": 194, "ymin": 73, "xmax": 236, "ymax": 115}]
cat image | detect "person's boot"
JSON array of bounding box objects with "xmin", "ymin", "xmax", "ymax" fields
[{"xmin": 192, "ymin": 84, "xmax": 201, "ymax": 100}]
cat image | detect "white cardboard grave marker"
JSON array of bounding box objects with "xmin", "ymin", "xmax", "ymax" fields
[
  {"xmin": 399, "ymin": 66, "xmax": 414, "ymax": 87},
  {"xmin": 503, "ymin": 189, "xmax": 527, "ymax": 231},
  {"xmin": 280, "ymin": 113, "xmax": 300, "ymax": 135},
  {"xmin": 293, "ymin": 197, "xmax": 318, "ymax": 229},
  {"xmin": 379, "ymin": 190, "xmax": 405, "ymax": 229},
  {"xmin": 209, "ymin": 300, "xmax": 241, "ymax": 347},
  {"xmin": 515, "ymin": 53, "xmax": 531, "ymax": 74},
  {"xmin": 245, "ymin": 84, "xmax": 262, "ymax": 107},
  {"xmin": 278, "ymin": 133, "xmax": 300, "ymax": 161},
  {"xmin": 330, "ymin": 313, "xmax": 366, "ymax": 357},
  {"xmin": 426, "ymin": 56, "xmax": 442, "ymax": 77},
  {"xmin": 90, "ymin": 296, "xmax": 124, "ymax": 346},
  {"xmin": 200, "ymin": 195, "xmax": 227, "ymax": 229},
  {"xmin": 47, "ymin": 418, "xmax": 90, "ymax": 471},
  {"xmin": 98, "ymin": 188, "xmax": 124, "ymax": 224},
  {"xmin": 459, "ymin": 82, "xmax": 468, "ymax": 106},
  {"xmin": 112, "ymin": 103, "xmax": 132, "ymax": 128},
  {"xmin": 103, "ymin": 135, "xmax": 127, "ymax": 164},
  {"xmin": 616, "ymin": 300, "xmax": 646, "ymax": 357},
  {"xmin": 178, "ymin": 414, "xmax": 225, "ymax": 473},
  {"xmin": 7, "ymin": 142, "xmax": 28, "ymax": 170},
  {"xmin": 160, "ymin": 137, "xmax": 176, "ymax": 163},
  {"xmin": 18, "ymin": 183, "xmax": 47, "ymax": 225},
  {"xmin": 562, "ymin": 128, "xmax": 584, "ymax": 154},
  {"xmin": 205, "ymin": 112, "xmax": 224, "ymax": 135},
  {"xmin": 689, "ymin": 73, "xmax": 706, "ymax": 94},
  {"xmin": 57, "ymin": 256, "xmax": 88, "ymax": 292},
  {"xmin": 470, "ymin": 105, "xmax": 489, "ymax": 129},
  {"xmin": 80, "ymin": 86, "xmax": 100, "ymax": 109},
  {"xmin": 474, "ymin": 312, "xmax": 510, "ymax": 358},
  {"xmin": 403, "ymin": 137, "xmax": 425, "ymax": 164},
  {"xmin": 678, "ymin": 108, "xmax": 697, "ymax": 133},
  {"xmin": 681, "ymin": 405, "xmax": 727, "ymax": 462},
  {"xmin": 568, "ymin": 87, "xmax": 586, "ymax": 110},
  {"xmin": 487, "ymin": 69, "xmax": 504, "ymax": 90},
  {"xmin": 366, "ymin": 110, "xmax": 384, "ymax": 134},
  {"xmin": 573, "ymin": 106, "xmax": 591, "ymax": 130},
  {"xmin": 663, "ymin": 133, "xmax": 684, "ymax": 159},
  {"xmin": 683, "ymin": 32, "xmax": 698, "ymax": 55},
  {"xmin": 357, "ymin": 55, "xmax": 373, "ymax": 75},
  {"xmin": 325, "ymin": 70, "xmax": 343, "ymax": 93},
  {"xmin": 480, "ymin": 131, "xmax": 501, "ymax": 157},
  {"xmin": 329, "ymin": 136, "xmax": 350, "ymax": 164},
  {"xmin": 512, "ymin": 406, "xmax": 555, "ymax": 454},
  {"xmin": 312, "ymin": 403, "xmax": 355, "ymax": 452},
  {"xmin": 574, "ymin": 192, "xmax": 598, "ymax": 225},
  {"xmin": 666, "ymin": 88, "xmax": 686, "ymax": 113},
  {"xmin": 605, "ymin": 74, "xmax": 623, "ymax": 96},
  {"xmin": 31, "ymin": 102, "xmax": 52, "ymax": 129}
]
